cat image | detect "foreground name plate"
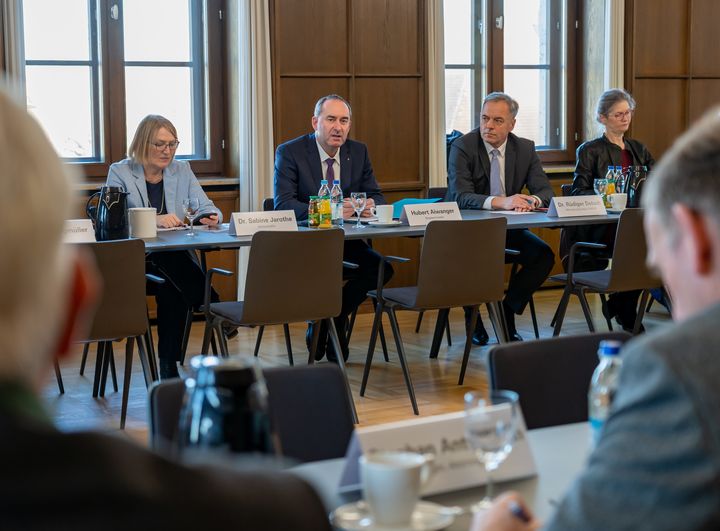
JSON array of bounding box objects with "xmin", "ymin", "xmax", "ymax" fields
[
  {"xmin": 547, "ymin": 195, "xmax": 606, "ymax": 217},
  {"xmin": 228, "ymin": 210, "xmax": 298, "ymax": 236},
  {"xmin": 64, "ymin": 219, "xmax": 96, "ymax": 242}
]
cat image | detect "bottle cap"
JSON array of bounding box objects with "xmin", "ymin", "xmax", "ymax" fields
[
  {"xmin": 598, "ymin": 340, "xmax": 622, "ymax": 356},
  {"xmin": 333, "ymin": 179, "xmax": 340, "ymax": 185},
  {"xmin": 320, "ymin": 179, "xmax": 328, "ymax": 185}
]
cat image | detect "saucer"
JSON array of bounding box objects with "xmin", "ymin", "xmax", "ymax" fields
[
  {"xmin": 330, "ymin": 500, "xmax": 454, "ymax": 530},
  {"xmin": 368, "ymin": 220, "xmax": 402, "ymax": 227},
  {"xmin": 606, "ymin": 208, "xmax": 625, "ymax": 214}
]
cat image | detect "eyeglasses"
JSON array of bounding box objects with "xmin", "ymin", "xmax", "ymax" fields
[
  {"xmin": 608, "ymin": 109, "xmax": 634, "ymax": 120},
  {"xmin": 151, "ymin": 140, "xmax": 180, "ymax": 151}
]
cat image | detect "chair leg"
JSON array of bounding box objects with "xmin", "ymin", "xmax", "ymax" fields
[
  {"xmin": 327, "ymin": 318, "xmax": 359, "ymax": 424},
  {"xmin": 109, "ymin": 345, "xmax": 118, "ymax": 393},
  {"xmin": 458, "ymin": 306, "xmax": 478, "ymax": 385},
  {"xmin": 120, "ymin": 336, "xmax": 135, "ymax": 429},
  {"xmin": 646, "ymin": 297, "xmax": 654, "ymax": 313},
  {"xmin": 79, "ymin": 343, "xmax": 90, "ymax": 375},
  {"xmin": 179, "ymin": 308, "xmax": 193, "ymax": 366},
  {"xmin": 136, "ymin": 335, "xmax": 154, "ymax": 388},
  {"xmin": 552, "ymin": 286, "xmax": 573, "ymax": 336},
  {"xmin": 142, "ymin": 330, "xmax": 158, "ymax": 382},
  {"xmin": 307, "ymin": 319, "xmax": 322, "ymax": 364},
  {"xmin": 92, "ymin": 342, "xmax": 106, "ymax": 398},
  {"xmin": 488, "ymin": 302, "xmax": 509, "ymax": 343},
  {"xmin": 346, "ymin": 308, "xmax": 358, "ymax": 343},
  {"xmin": 54, "ymin": 359, "xmax": 64, "ymax": 394},
  {"xmin": 415, "ymin": 311, "xmax": 424, "ymax": 333},
  {"xmin": 387, "ymin": 308, "xmax": 419, "ymax": 415},
  {"xmin": 283, "ymin": 323, "xmax": 294, "ymax": 366},
  {"xmin": 578, "ymin": 289, "xmax": 596, "ymax": 332},
  {"xmin": 429, "ymin": 309, "xmax": 449, "ymax": 359},
  {"xmin": 378, "ymin": 317, "xmax": 390, "ymax": 363},
  {"xmin": 100, "ymin": 343, "xmax": 115, "ymax": 397},
  {"xmin": 599, "ymin": 294, "xmax": 614, "ymax": 331},
  {"xmin": 528, "ymin": 296, "xmax": 539, "ymax": 339},
  {"xmin": 216, "ymin": 323, "xmax": 230, "ymax": 357},
  {"xmin": 254, "ymin": 326, "xmax": 264, "ymax": 357},
  {"xmin": 360, "ymin": 300, "xmax": 384, "ymax": 396},
  {"xmin": 633, "ymin": 290, "xmax": 651, "ymax": 335}
]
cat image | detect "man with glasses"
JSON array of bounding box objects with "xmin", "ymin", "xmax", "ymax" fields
[
  {"xmin": 447, "ymin": 92, "xmax": 554, "ymax": 344},
  {"xmin": 274, "ymin": 94, "xmax": 392, "ymax": 362},
  {"xmin": 474, "ymin": 106, "xmax": 720, "ymax": 531}
]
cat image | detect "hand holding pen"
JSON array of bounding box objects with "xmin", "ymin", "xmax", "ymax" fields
[{"xmin": 469, "ymin": 492, "xmax": 540, "ymax": 531}]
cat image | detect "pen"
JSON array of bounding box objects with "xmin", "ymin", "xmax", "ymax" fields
[{"xmin": 508, "ymin": 500, "xmax": 531, "ymax": 523}]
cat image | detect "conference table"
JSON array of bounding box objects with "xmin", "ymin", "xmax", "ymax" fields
[
  {"xmin": 292, "ymin": 422, "xmax": 590, "ymax": 530},
  {"xmin": 143, "ymin": 210, "xmax": 621, "ymax": 252}
]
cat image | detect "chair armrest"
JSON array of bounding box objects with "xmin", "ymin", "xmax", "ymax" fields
[
  {"xmin": 145, "ymin": 273, "xmax": 165, "ymax": 284},
  {"xmin": 383, "ymin": 255, "xmax": 411, "ymax": 264},
  {"xmin": 343, "ymin": 261, "xmax": 359, "ymax": 270},
  {"xmin": 567, "ymin": 242, "xmax": 607, "ymax": 282},
  {"xmin": 504, "ymin": 248, "xmax": 521, "ymax": 257}
]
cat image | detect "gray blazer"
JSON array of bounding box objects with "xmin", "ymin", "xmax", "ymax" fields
[
  {"xmin": 546, "ymin": 303, "xmax": 720, "ymax": 530},
  {"xmin": 447, "ymin": 131, "xmax": 553, "ymax": 209},
  {"xmin": 106, "ymin": 159, "xmax": 222, "ymax": 223}
]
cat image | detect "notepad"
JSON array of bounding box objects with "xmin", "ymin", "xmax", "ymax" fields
[{"xmin": 392, "ymin": 197, "xmax": 442, "ymax": 219}]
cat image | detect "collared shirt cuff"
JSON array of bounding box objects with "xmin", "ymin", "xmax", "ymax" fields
[
  {"xmin": 482, "ymin": 196, "xmax": 495, "ymax": 210},
  {"xmin": 531, "ymin": 195, "xmax": 542, "ymax": 208}
]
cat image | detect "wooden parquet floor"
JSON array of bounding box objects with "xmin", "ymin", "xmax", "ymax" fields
[{"xmin": 41, "ymin": 289, "xmax": 672, "ymax": 446}]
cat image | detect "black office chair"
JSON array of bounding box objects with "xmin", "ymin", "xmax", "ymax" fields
[
  {"xmin": 489, "ymin": 332, "xmax": 632, "ymax": 429},
  {"xmin": 149, "ymin": 364, "xmax": 355, "ymax": 463}
]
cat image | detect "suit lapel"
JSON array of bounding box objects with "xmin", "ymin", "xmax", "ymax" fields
[
  {"xmin": 130, "ymin": 162, "xmax": 150, "ymax": 207},
  {"xmin": 305, "ymin": 134, "xmax": 323, "ymax": 190},
  {"xmin": 504, "ymin": 136, "xmax": 517, "ymax": 196},
  {"xmin": 477, "ymin": 134, "xmax": 491, "ymax": 194},
  {"xmin": 340, "ymin": 143, "xmax": 351, "ymax": 191},
  {"xmin": 163, "ymin": 162, "xmax": 178, "ymax": 215}
]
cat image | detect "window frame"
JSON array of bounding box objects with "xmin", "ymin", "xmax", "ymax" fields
[
  {"xmin": 19, "ymin": 0, "xmax": 226, "ymax": 179},
  {"xmin": 445, "ymin": 0, "xmax": 580, "ymax": 163}
]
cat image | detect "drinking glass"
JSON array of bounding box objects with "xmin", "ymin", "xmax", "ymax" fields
[
  {"xmin": 183, "ymin": 197, "xmax": 200, "ymax": 237},
  {"xmin": 464, "ymin": 390, "xmax": 520, "ymax": 512},
  {"xmin": 350, "ymin": 192, "xmax": 367, "ymax": 229},
  {"xmin": 593, "ymin": 178, "xmax": 607, "ymax": 197}
]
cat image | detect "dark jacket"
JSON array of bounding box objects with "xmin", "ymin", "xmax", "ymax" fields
[
  {"xmin": 571, "ymin": 135, "xmax": 654, "ymax": 196},
  {"xmin": 273, "ymin": 133, "xmax": 385, "ymax": 221}
]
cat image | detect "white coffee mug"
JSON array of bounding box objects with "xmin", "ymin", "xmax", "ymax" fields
[
  {"xmin": 608, "ymin": 193, "xmax": 628, "ymax": 211},
  {"xmin": 372, "ymin": 204, "xmax": 394, "ymax": 223},
  {"xmin": 360, "ymin": 451, "xmax": 432, "ymax": 526},
  {"xmin": 128, "ymin": 207, "xmax": 157, "ymax": 238}
]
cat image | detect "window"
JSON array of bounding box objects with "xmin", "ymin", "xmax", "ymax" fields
[
  {"xmin": 444, "ymin": 0, "xmax": 577, "ymax": 162},
  {"xmin": 20, "ymin": 0, "xmax": 225, "ymax": 177}
]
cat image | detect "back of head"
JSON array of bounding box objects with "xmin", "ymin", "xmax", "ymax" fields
[
  {"xmin": 0, "ymin": 86, "xmax": 76, "ymax": 385},
  {"xmin": 643, "ymin": 106, "xmax": 720, "ymax": 238}
]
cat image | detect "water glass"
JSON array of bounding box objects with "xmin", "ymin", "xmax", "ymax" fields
[
  {"xmin": 183, "ymin": 197, "xmax": 200, "ymax": 237},
  {"xmin": 350, "ymin": 192, "xmax": 367, "ymax": 229}
]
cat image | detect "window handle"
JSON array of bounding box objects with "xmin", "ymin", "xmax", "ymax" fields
[
  {"xmin": 495, "ymin": 15, "xmax": 504, "ymax": 30},
  {"xmin": 110, "ymin": 4, "xmax": 119, "ymax": 20}
]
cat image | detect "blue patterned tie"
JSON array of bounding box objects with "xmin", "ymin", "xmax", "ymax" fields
[{"xmin": 490, "ymin": 149, "xmax": 503, "ymax": 196}]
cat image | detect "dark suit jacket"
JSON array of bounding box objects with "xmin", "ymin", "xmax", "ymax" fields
[
  {"xmin": 447, "ymin": 131, "xmax": 553, "ymax": 209},
  {"xmin": 273, "ymin": 133, "xmax": 385, "ymax": 220},
  {"xmin": 0, "ymin": 401, "xmax": 331, "ymax": 530}
]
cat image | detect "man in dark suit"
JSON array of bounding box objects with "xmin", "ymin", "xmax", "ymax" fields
[
  {"xmin": 447, "ymin": 92, "xmax": 554, "ymax": 343},
  {"xmin": 274, "ymin": 94, "xmax": 392, "ymax": 361},
  {"xmin": 0, "ymin": 88, "xmax": 331, "ymax": 531}
]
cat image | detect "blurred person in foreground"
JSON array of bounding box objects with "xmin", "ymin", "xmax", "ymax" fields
[
  {"xmin": 472, "ymin": 106, "xmax": 720, "ymax": 530},
  {"xmin": 0, "ymin": 88, "xmax": 330, "ymax": 530},
  {"xmin": 106, "ymin": 115, "xmax": 223, "ymax": 379}
]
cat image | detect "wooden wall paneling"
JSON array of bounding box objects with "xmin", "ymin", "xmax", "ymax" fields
[
  {"xmin": 353, "ymin": 78, "xmax": 422, "ymax": 187},
  {"xmin": 688, "ymin": 80, "xmax": 720, "ymax": 124},
  {"xmin": 353, "ymin": 0, "xmax": 419, "ymax": 74},
  {"xmin": 275, "ymin": 77, "xmax": 351, "ymax": 145},
  {"xmin": 690, "ymin": 0, "xmax": 720, "ymax": 76},
  {"xmin": 273, "ymin": 0, "xmax": 349, "ymax": 74},
  {"xmin": 632, "ymin": 0, "xmax": 688, "ymax": 76},
  {"xmin": 631, "ymin": 79, "xmax": 687, "ymax": 158}
]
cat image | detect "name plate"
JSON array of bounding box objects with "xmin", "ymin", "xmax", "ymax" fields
[
  {"xmin": 228, "ymin": 210, "xmax": 298, "ymax": 236},
  {"xmin": 548, "ymin": 195, "xmax": 606, "ymax": 217},
  {"xmin": 350, "ymin": 410, "xmax": 536, "ymax": 495},
  {"xmin": 63, "ymin": 219, "xmax": 96, "ymax": 242},
  {"xmin": 402, "ymin": 201, "xmax": 462, "ymax": 226}
]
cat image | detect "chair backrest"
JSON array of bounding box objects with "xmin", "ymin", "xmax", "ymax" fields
[
  {"xmin": 148, "ymin": 364, "xmax": 354, "ymax": 463},
  {"xmin": 489, "ymin": 331, "xmax": 632, "ymax": 429},
  {"xmin": 76, "ymin": 239, "xmax": 147, "ymax": 341},
  {"xmin": 607, "ymin": 208, "xmax": 662, "ymax": 291},
  {"xmin": 428, "ymin": 187, "xmax": 447, "ymax": 200},
  {"xmin": 262, "ymin": 197, "xmax": 274, "ymax": 212},
  {"xmin": 242, "ymin": 229, "xmax": 344, "ymax": 324},
  {"xmin": 414, "ymin": 218, "xmax": 506, "ymax": 309},
  {"xmin": 561, "ymin": 183, "xmax": 573, "ymax": 196}
]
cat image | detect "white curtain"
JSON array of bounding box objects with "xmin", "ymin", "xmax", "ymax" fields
[
  {"xmin": 2, "ymin": 0, "xmax": 26, "ymax": 99},
  {"xmin": 427, "ymin": 0, "xmax": 447, "ymax": 188},
  {"xmin": 604, "ymin": 0, "xmax": 625, "ymax": 89},
  {"xmin": 234, "ymin": 0, "xmax": 274, "ymax": 297}
]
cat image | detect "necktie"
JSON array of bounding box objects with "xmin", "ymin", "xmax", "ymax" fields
[
  {"xmin": 490, "ymin": 149, "xmax": 503, "ymax": 197},
  {"xmin": 325, "ymin": 158, "xmax": 335, "ymax": 182}
]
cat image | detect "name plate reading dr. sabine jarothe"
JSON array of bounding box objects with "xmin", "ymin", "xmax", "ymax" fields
[
  {"xmin": 402, "ymin": 201, "xmax": 462, "ymax": 226},
  {"xmin": 547, "ymin": 195, "xmax": 606, "ymax": 218},
  {"xmin": 228, "ymin": 210, "xmax": 298, "ymax": 236}
]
